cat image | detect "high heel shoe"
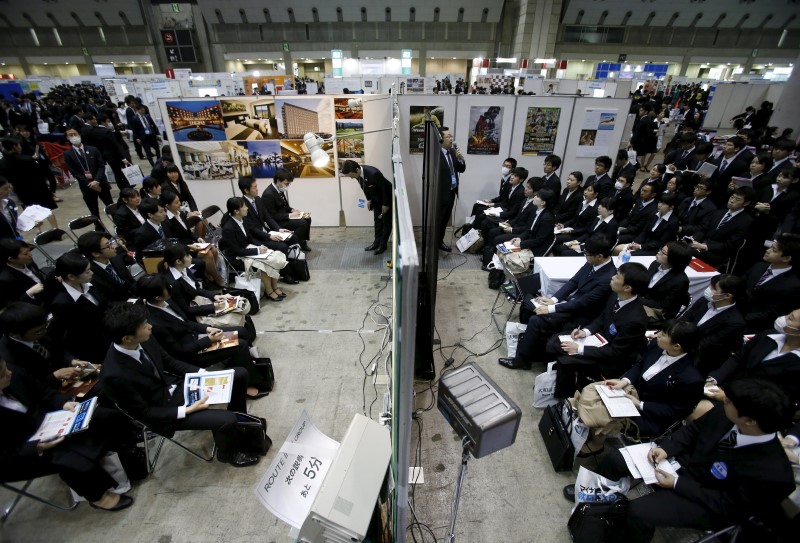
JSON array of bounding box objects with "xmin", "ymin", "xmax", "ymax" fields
[{"xmin": 265, "ymin": 290, "xmax": 283, "ymax": 302}]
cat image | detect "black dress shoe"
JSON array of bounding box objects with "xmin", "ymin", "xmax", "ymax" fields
[
  {"xmin": 498, "ymin": 357, "xmax": 531, "ymax": 370},
  {"xmin": 364, "ymin": 243, "xmax": 379, "ymax": 251},
  {"xmin": 481, "ymin": 264, "xmax": 490, "ymax": 271},
  {"xmin": 300, "ymin": 244, "xmax": 312, "ymax": 252},
  {"xmin": 246, "ymin": 390, "xmax": 270, "ymax": 400},
  {"xmin": 563, "ymin": 484, "xmax": 575, "ymax": 503},
  {"xmin": 373, "ymin": 246, "xmax": 387, "ymax": 255},
  {"xmin": 218, "ymin": 451, "xmax": 260, "ymax": 467},
  {"xmin": 89, "ymin": 495, "xmax": 134, "ymax": 512},
  {"xmin": 281, "ymin": 276, "xmax": 300, "ymax": 285},
  {"xmin": 577, "ymin": 444, "xmax": 605, "ymax": 458},
  {"xmin": 439, "ymin": 243, "xmax": 452, "ymax": 252}
]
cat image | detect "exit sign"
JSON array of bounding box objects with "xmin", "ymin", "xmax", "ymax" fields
[
  {"xmin": 283, "ymin": 42, "xmax": 290, "ymax": 52},
  {"xmin": 172, "ymin": 3, "xmax": 180, "ymax": 13}
]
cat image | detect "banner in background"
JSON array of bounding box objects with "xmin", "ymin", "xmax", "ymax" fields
[
  {"xmin": 576, "ymin": 108, "xmax": 618, "ymax": 158},
  {"xmin": 522, "ymin": 106, "xmax": 561, "ymax": 156},
  {"xmin": 466, "ymin": 105, "xmax": 503, "ymax": 155},
  {"xmin": 409, "ymin": 105, "xmax": 444, "ymax": 154}
]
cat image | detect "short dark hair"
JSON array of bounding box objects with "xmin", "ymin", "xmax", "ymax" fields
[
  {"xmin": 694, "ymin": 141, "xmax": 713, "ymax": 156},
  {"xmin": 778, "ymin": 166, "xmax": 800, "ymax": 182},
  {"xmin": 54, "ymin": 252, "xmax": 89, "ymax": 278},
  {"xmin": 733, "ymin": 186, "xmax": 756, "ymax": 204},
  {"xmin": 664, "ymin": 240, "xmax": 692, "ymax": 270},
  {"xmin": 136, "ymin": 273, "xmax": 170, "ymax": 303},
  {"xmin": 504, "ymin": 157, "xmax": 518, "ymax": 168},
  {"xmin": 598, "ymin": 197, "xmax": 616, "ymax": 213},
  {"xmin": 340, "ymin": 160, "xmax": 360, "ymax": 175},
  {"xmin": 138, "ymin": 199, "xmax": 162, "ymax": 220},
  {"xmin": 659, "ymin": 192, "xmax": 678, "ymax": 207},
  {"xmin": 159, "ymin": 189, "xmax": 179, "ymax": 208},
  {"xmin": 0, "ymin": 239, "xmax": 30, "ymax": 264},
  {"xmin": 583, "ymin": 234, "xmax": 612, "ymax": 257},
  {"xmin": 238, "ymin": 175, "xmax": 257, "ymax": 193},
  {"xmin": 774, "ymin": 139, "xmax": 795, "ymax": 153},
  {"xmin": 159, "ymin": 243, "xmax": 190, "ymax": 272},
  {"xmin": 77, "ymin": 231, "xmax": 112, "ymax": 258},
  {"xmin": 680, "ymin": 133, "xmax": 696, "ymax": 146},
  {"xmin": 274, "ymin": 168, "xmax": 294, "ymax": 182},
  {"xmin": 537, "ymin": 188, "xmax": 558, "ymax": 210},
  {"xmin": 119, "ymin": 187, "xmax": 139, "ymax": 203},
  {"xmin": 616, "ymin": 149, "xmax": 629, "ymax": 162},
  {"xmin": 753, "ymin": 152, "xmax": 774, "ymax": 172},
  {"xmin": 618, "ymin": 262, "xmax": 649, "ymax": 295},
  {"xmin": 727, "ymin": 136, "xmax": 745, "ymax": 151},
  {"xmin": 511, "ymin": 166, "xmax": 528, "ymax": 181},
  {"xmin": 544, "ymin": 155, "xmax": 561, "ymax": 169},
  {"xmin": 226, "ymin": 196, "xmax": 245, "ymax": 215},
  {"xmin": 724, "ymin": 378, "xmax": 792, "ymax": 433},
  {"xmin": 773, "ymin": 233, "xmax": 800, "ymax": 263},
  {"xmin": 661, "ymin": 319, "xmax": 699, "ymax": 353},
  {"xmin": 651, "ymin": 164, "xmax": 666, "ymax": 175},
  {"xmin": 0, "ymin": 301, "xmax": 47, "ymax": 335},
  {"xmin": 142, "ymin": 176, "xmax": 161, "ymax": 194},
  {"xmin": 710, "ymin": 274, "xmax": 746, "ymax": 301},
  {"xmin": 569, "ymin": 171, "xmax": 584, "ymax": 184},
  {"xmin": 104, "ymin": 303, "xmax": 150, "ymax": 344},
  {"xmin": 595, "ymin": 156, "xmax": 612, "ymax": 170}
]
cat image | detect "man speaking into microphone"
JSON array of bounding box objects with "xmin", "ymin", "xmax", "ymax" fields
[{"xmin": 437, "ymin": 127, "xmax": 466, "ymax": 252}]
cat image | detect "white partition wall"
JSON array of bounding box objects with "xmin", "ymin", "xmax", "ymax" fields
[
  {"xmin": 561, "ymin": 98, "xmax": 632, "ymax": 178},
  {"xmin": 704, "ymin": 82, "xmax": 785, "ymax": 129}
]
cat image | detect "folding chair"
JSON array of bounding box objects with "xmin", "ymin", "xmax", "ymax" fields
[
  {"xmin": 68, "ymin": 215, "xmax": 108, "ymax": 243},
  {"xmin": 691, "ymin": 524, "xmax": 742, "ymax": 543},
  {"xmin": 115, "ymin": 404, "xmax": 215, "ymax": 474},
  {"xmin": 32, "ymin": 228, "xmax": 70, "ymax": 266},
  {"xmin": 2, "ymin": 478, "xmax": 78, "ymax": 522},
  {"xmin": 201, "ymin": 205, "xmax": 222, "ymax": 225},
  {"xmin": 491, "ymin": 257, "xmax": 529, "ymax": 332},
  {"xmin": 201, "ymin": 205, "xmax": 222, "ymax": 243},
  {"xmin": 724, "ymin": 239, "xmax": 747, "ymax": 275},
  {"xmin": 675, "ymin": 293, "xmax": 693, "ymax": 319},
  {"xmin": 104, "ymin": 203, "xmax": 119, "ymax": 224}
]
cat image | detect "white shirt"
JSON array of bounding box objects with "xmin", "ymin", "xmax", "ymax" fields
[
  {"xmin": 549, "ymin": 259, "xmax": 612, "ymax": 309},
  {"xmin": 0, "ymin": 198, "xmax": 13, "ymax": 225},
  {"xmin": 128, "ymin": 205, "xmax": 145, "ymax": 224},
  {"xmin": 757, "ymin": 265, "xmax": 792, "ymax": 286},
  {"xmin": 0, "ymin": 391, "xmax": 27, "ymax": 413},
  {"xmin": 640, "ymin": 352, "xmax": 687, "ymax": 381},
  {"xmin": 112, "ymin": 343, "xmax": 185, "ymax": 418},
  {"xmin": 648, "ymin": 266, "xmax": 670, "ymax": 288},
  {"xmin": 232, "ymin": 216, "xmax": 247, "ymax": 237},
  {"xmin": 146, "ymin": 301, "xmax": 185, "ymax": 322},
  {"xmin": 652, "ymin": 209, "xmax": 673, "ymax": 231},
  {"xmin": 763, "ymin": 334, "xmax": 800, "ymax": 362},
  {"xmin": 580, "ymin": 198, "xmax": 598, "ymax": 214},
  {"xmin": 9, "ymin": 264, "xmax": 41, "ymax": 285},
  {"xmin": 697, "ymin": 302, "xmax": 736, "ymax": 326},
  {"xmin": 689, "ymin": 197, "xmax": 707, "ymax": 207},
  {"xmin": 640, "ymin": 198, "xmax": 655, "ymax": 208},
  {"xmin": 721, "ymin": 425, "xmax": 776, "ymax": 448},
  {"xmin": 147, "ymin": 219, "xmax": 163, "ymax": 233},
  {"xmin": 169, "ymin": 266, "xmax": 196, "ymax": 289},
  {"xmin": 63, "ymin": 282, "xmax": 98, "ymax": 305},
  {"xmin": 166, "ymin": 209, "xmax": 188, "ymax": 231},
  {"xmin": 576, "ymin": 296, "xmax": 638, "ymax": 353}
]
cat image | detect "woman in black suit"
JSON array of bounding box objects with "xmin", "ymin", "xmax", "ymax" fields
[
  {"xmin": 552, "ymin": 197, "xmax": 618, "ymax": 256},
  {"xmin": 640, "ymin": 240, "xmax": 692, "ymax": 322},
  {"xmin": 554, "ymin": 171, "xmax": 584, "ymax": 224},
  {"xmin": 159, "ymin": 190, "xmax": 224, "ymax": 287},
  {"xmin": 160, "ymin": 164, "xmax": 198, "ymax": 212},
  {"xmin": 112, "ymin": 187, "xmax": 146, "ymax": 241},
  {"xmin": 220, "ymin": 197, "xmax": 287, "ymax": 302},
  {"xmin": 507, "ymin": 188, "xmax": 558, "ymax": 255}
]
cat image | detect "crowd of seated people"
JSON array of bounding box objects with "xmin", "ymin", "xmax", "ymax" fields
[{"xmin": 467, "ymin": 144, "xmax": 800, "ymax": 540}]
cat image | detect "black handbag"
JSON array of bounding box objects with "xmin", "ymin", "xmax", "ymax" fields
[
  {"xmin": 234, "ymin": 412, "xmax": 272, "ymax": 456},
  {"xmin": 288, "ymin": 258, "xmax": 310, "ymax": 281},
  {"xmin": 254, "ymin": 357, "xmax": 274, "ymax": 392},
  {"xmin": 488, "ymin": 268, "xmax": 504, "ymax": 290},
  {"xmin": 567, "ymin": 496, "xmax": 629, "ymax": 543},
  {"xmin": 537, "ymin": 400, "xmax": 575, "ymax": 472},
  {"xmin": 223, "ymin": 287, "xmax": 260, "ymax": 315}
]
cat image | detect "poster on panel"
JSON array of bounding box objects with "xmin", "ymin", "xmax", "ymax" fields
[
  {"xmin": 280, "ymin": 139, "xmax": 335, "ymax": 178},
  {"xmin": 165, "ymin": 100, "xmax": 226, "ymax": 141},
  {"xmin": 466, "ymin": 106, "xmax": 503, "ymax": 155},
  {"xmin": 409, "ymin": 105, "xmax": 444, "ymax": 155},
  {"xmin": 220, "ymin": 98, "xmax": 279, "ymax": 140},
  {"xmin": 176, "ymin": 141, "xmax": 246, "ymax": 180},
  {"xmin": 522, "ymin": 107, "xmax": 561, "ymax": 156},
  {"xmin": 334, "ymin": 98, "xmax": 365, "ymax": 166},
  {"xmin": 274, "ymin": 97, "xmax": 334, "ymax": 139},
  {"xmin": 576, "ymin": 109, "xmax": 619, "ymax": 158}
]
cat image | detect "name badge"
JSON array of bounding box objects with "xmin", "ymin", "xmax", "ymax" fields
[
  {"xmin": 710, "ymin": 461, "xmax": 728, "ymax": 480},
  {"xmin": 608, "ymin": 323, "xmax": 618, "ymax": 336},
  {"xmin": 451, "ymin": 173, "xmax": 457, "ymax": 188},
  {"xmin": 84, "ymin": 171, "xmax": 93, "ymax": 181},
  {"xmin": 144, "ymin": 128, "xmax": 151, "ymax": 135}
]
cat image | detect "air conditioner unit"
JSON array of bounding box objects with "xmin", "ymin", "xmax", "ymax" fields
[{"xmin": 298, "ymin": 414, "xmax": 391, "ymax": 543}]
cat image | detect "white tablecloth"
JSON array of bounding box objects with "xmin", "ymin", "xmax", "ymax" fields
[{"xmin": 533, "ymin": 255, "xmax": 718, "ymax": 307}]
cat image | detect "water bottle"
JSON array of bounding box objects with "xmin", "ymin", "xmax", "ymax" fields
[{"xmin": 621, "ymin": 246, "xmax": 631, "ymax": 263}]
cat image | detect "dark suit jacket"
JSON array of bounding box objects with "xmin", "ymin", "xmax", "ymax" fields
[
  {"xmin": 640, "ymin": 261, "xmax": 690, "ymax": 319},
  {"xmin": 497, "ymin": 183, "xmax": 526, "ymax": 221},
  {"xmin": 437, "ymin": 147, "xmax": 466, "ymax": 195},
  {"xmin": 358, "ymin": 165, "xmax": 392, "ymax": 207},
  {"xmin": 162, "ymin": 178, "xmax": 198, "ymax": 212},
  {"xmin": 518, "ymin": 210, "xmax": 555, "ymax": 255},
  {"xmin": 63, "ymin": 145, "xmax": 108, "ymax": 191},
  {"xmin": 81, "ymin": 124, "xmax": 128, "ymax": 164},
  {"xmin": 506, "ymin": 200, "xmax": 538, "ymax": 234},
  {"xmin": 164, "ymin": 269, "xmax": 217, "ymax": 318},
  {"xmin": 88, "ymin": 257, "xmax": 135, "ymax": 303},
  {"xmin": 542, "ymin": 172, "xmax": 561, "ymax": 194},
  {"xmin": 621, "ymin": 343, "xmax": 705, "ymax": 436},
  {"xmin": 611, "ymin": 187, "xmax": 635, "ymax": 223},
  {"xmin": 695, "ymin": 209, "xmax": 753, "ymax": 266},
  {"xmin": 0, "ymin": 198, "xmax": 19, "ymax": 240},
  {"xmin": 219, "ymin": 218, "xmax": 261, "ymax": 270},
  {"xmin": 710, "ymin": 152, "xmax": 751, "ymax": 192},
  {"xmin": 101, "ymin": 338, "xmax": 200, "ymax": 432},
  {"xmin": 619, "ymin": 199, "xmax": 657, "ymax": 238},
  {"xmin": 163, "ymin": 212, "xmax": 197, "ymax": 245},
  {"xmin": 132, "ymin": 221, "xmax": 166, "ymax": 253},
  {"xmin": 587, "ymin": 173, "xmax": 614, "ymax": 200},
  {"xmin": 0, "ymin": 264, "xmax": 46, "ymax": 306},
  {"xmin": 576, "ymin": 295, "xmax": 648, "ymax": 375},
  {"xmin": 0, "ymin": 335, "xmax": 73, "ymax": 390},
  {"xmin": 261, "ymin": 184, "xmax": 294, "ymax": 223},
  {"xmin": 551, "ymin": 260, "xmax": 617, "ymax": 317},
  {"xmin": 659, "ymin": 404, "xmax": 795, "ymax": 521},
  {"xmin": 611, "ymin": 162, "xmax": 637, "ymax": 183},
  {"xmin": 112, "ymin": 204, "xmax": 146, "ymax": 241},
  {"xmin": 130, "ymin": 112, "xmax": 158, "ymax": 142},
  {"xmin": 684, "ymin": 300, "xmax": 746, "ymax": 376},
  {"xmin": 145, "ymin": 300, "xmax": 215, "ymax": 359},
  {"xmin": 488, "ymin": 176, "xmax": 512, "ymax": 205},
  {"xmin": 634, "ymin": 212, "xmax": 680, "ymax": 253},
  {"xmin": 242, "ymin": 196, "xmax": 276, "ymax": 245},
  {"xmin": 677, "ymin": 198, "xmax": 717, "ymax": 238},
  {"xmin": 742, "ymin": 263, "xmax": 800, "ymax": 333},
  {"xmin": 49, "ymin": 285, "xmax": 109, "ymax": 363},
  {"xmin": 575, "ymin": 217, "xmax": 619, "ymax": 245},
  {"xmin": 555, "ymin": 189, "xmax": 582, "ymax": 224},
  {"xmin": 564, "ymin": 200, "xmax": 599, "ymax": 238}
]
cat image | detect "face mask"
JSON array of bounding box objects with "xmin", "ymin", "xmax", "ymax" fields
[
  {"xmin": 614, "ymin": 181, "xmax": 624, "ymax": 190},
  {"xmin": 68, "ymin": 136, "xmax": 81, "ymax": 146},
  {"xmin": 774, "ymin": 316, "xmax": 800, "ymax": 335},
  {"xmin": 703, "ymin": 286, "xmax": 716, "ymax": 302},
  {"xmin": 501, "ymin": 167, "xmax": 510, "ymax": 176}
]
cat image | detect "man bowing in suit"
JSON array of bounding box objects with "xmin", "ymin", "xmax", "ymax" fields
[
  {"xmin": 437, "ymin": 127, "xmax": 466, "ymax": 252},
  {"xmin": 340, "ymin": 160, "xmax": 393, "ymax": 255}
]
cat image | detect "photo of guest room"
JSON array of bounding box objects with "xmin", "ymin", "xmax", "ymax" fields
[
  {"xmin": 280, "ymin": 139, "xmax": 335, "ymax": 178},
  {"xmin": 221, "ymin": 98, "xmax": 280, "ymax": 141}
]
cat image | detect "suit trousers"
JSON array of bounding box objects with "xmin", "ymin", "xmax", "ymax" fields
[
  {"xmin": 594, "ymin": 449, "xmax": 724, "ymax": 543},
  {"xmin": 140, "ymin": 134, "xmax": 160, "ymax": 166},
  {"xmin": 194, "ymin": 334, "xmax": 264, "ymax": 389},
  {"xmin": 372, "ymin": 205, "xmax": 392, "ymax": 248},
  {"xmin": 515, "ymin": 312, "xmax": 575, "ymax": 364},
  {"xmin": 438, "ymin": 190, "xmax": 457, "ymax": 245},
  {"xmin": 280, "ymin": 217, "xmax": 311, "ymax": 243},
  {"xmin": 80, "ymin": 183, "xmax": 114, "ymax": 218},
  {"xmin": 552, "ymin": 353, "xmax": 603, "ymax": 399},
  {"xmin": 5, "ymin": 455, "xmax": 117, "ymax": 502},
  {"xmin": 108, "ymin": 158, "xmax": 131, "ymax": 190}
]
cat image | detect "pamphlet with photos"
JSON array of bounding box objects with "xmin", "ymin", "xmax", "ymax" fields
[
  {"xmin": 184, "ymin": 369, "xmax": 235, "ymax": 406},
  {"xmin": 29, "ymin": 397, "xmax": 99, "ymax": 442}
]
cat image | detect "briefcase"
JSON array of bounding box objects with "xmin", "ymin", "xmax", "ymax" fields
[
  {"xmin": 538, "ymin": 401, "xmax": 575, "ymax": 471},
  {"xmin": 567, "ymin": 496, "xmax": 629, "ymax": 543},
  {"xmin": 234, "ymin": 412, "xmax": 272, "ymax": 456}
]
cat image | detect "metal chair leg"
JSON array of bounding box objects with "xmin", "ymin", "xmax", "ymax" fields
[{"xmin": 1, "ymin": 480, "xmax": 78, "ymax": 522}]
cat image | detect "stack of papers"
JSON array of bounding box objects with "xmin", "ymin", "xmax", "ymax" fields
[
  {"xmin": 553, "ymin": 227, "xmax": 573, "ymax": 234},
  {"xmin": 484, "ymin": 207, "xmax": 503, "ymax": 217},
  {"xmin": 731, "ymin": 176, "xmax": 752, "ymax": 188},
  {"xmin": 268, "ymin": 231, "xmax": 292, "ymax": 240},
  {"xmin": 619, "ymin": 443, "xmax": 679, "ymax": 484},
  {"xmin": 558, "ymin": 333, "xmax": 608, "ymax": 350},
  {"xmin": 593, "ymin": 384, "xmax": 640, "ymax": 417}
]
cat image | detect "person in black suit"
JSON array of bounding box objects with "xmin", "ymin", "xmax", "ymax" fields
[
  {"xmin": 554, "ymin": 183, "xmax": 600, "ymax": 246},
  {"xmin": 553, "ymin": 197, "xmax": 619, "ymax": 256},
  {"xmin": 742, "ymin": 234, "xmax": 800, "ymax": 333},
  {"xmin": 550, "ymin": 262, "xmax": 650, "ymax": 398},
  {"xmin": 81, "ymin": 113, "xmax": 132, "ymax": 189},
  {"xmin": 435, "ymin": 127, "xmax": 467, "ymax": 252},
  {"xmin": 63, "ymin": 127, "xmax": 113, "ymax": 218},
  {"xmin": 676, "ymin": 179, "xmax": 717, "ymax": 239},
  {"xmin": 689, "ymin": 187, "xmax": 756, "ymax": 267},
  {"xmin": 611, "ymin": 149, "xmax": 637, "ymax": 186},
  {"xmin": 618, "ymin": 192, "xmax": 680, "ymax": 256},
  {"xmin": 0, "ymin": 176, "xmax": 20, "ymax": 240},
  {"xmin": 751, "ymin": 167, "xmax": 800, "ymax": 258},
  {"xmin": 0, "ymin": 239, "xmax": 47, "ymax": 307},
  {"xmin": 665, "ymin": 132, "xmax": 700, "ymax": 172},
  {"xmin": 630, "ymin": 104, "xmax": 658, "ymax": 170},
  {"xmin": 635, "ymin": 164, "xmax": 666, "ymax": 199},
  {"xmin": 566, "ymin": 379, "xmax": 795, "ymax": 543},
  {"xmin": 554, "ymin": 171, "xmax": 583, "ymax": 224},
  {"xmin": 611, "ymin": 171, "xmax": 635, "ymax": 223},
  {"xmin": 220, "ymin": 197, "xmax": 286, "ymax": 302},
  {"xmin": 340, "ymin": 160, "xmax": 393, "ymax": 254},
  {"xmin": 112, "ymin": 187, "xmax": 146, "ymax": 241},
  {"xmin": 161, "ymin": 164, "xmax": 198, "ymax": 212},
  {"xmin": 261, "ymin": 169, "xmax": 312, "ymax": 251},
  {"xmin": 470, "ymin": 157, "xmax": 516, "ymax": 231},
  {"xmin": 0, "ymin": 359, "xmax": 135, "ymax": 510},
  {"xmin": 479, "ymin": 166, "xmax": 528, "ymax": 241},
  {"xmin": 617, "ymin": 183, "xmax": 658, "ymax": 244},
  {"xmin": 498, "ymin": 235, "xmax": 617, "ymax": 369},
  {"xmin": 708, "ymin": 136, "xmax": 752, "ymax": 208},
  {"xmin": 100, "ymin": 304, "xmax": 260, "ymax": 468},
  {"xmin": 48, "ymin": 253, "xmax": 110, "ymax": 364},
  {"xmin": 640, "ymin": 240, "xmax": 692, "ymax": 322},
  {"xmin": 594, "ymin": 320, "xmax": 705, "ymax": 442},
  {"xmin": 76, "ymin": 231, "xmax": 135, "ymax": 303},
  {"xmin": 0, "ymin": 138, "xmax": 59, "ymax": 231},
  {"xmin": 131, "ymin": 198, "xmax": 168, "ymax": 254},
  {"xmin": 129, "ymin": 103, "xmax": 160, "ymax": 166},
  {"xmin": 136, "ymin": 274, "xmax": 268, "ymax": 397},
  {"xmin": 585, "ymin": 155, "xmax": 614, "ymax": 200},
  {"xmin": 683, "ymin": 274, "xmax": 747, "ymax": 376},
  {"xmin": 542, "ymin": 154, "xmax": 562, "ymax": 194}
]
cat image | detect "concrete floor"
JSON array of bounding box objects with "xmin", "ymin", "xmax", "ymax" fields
[{"xmin": 1, "ymin": 148, "xmax": 708, "ymax": 542}]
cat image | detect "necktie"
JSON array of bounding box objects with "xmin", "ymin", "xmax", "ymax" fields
[
  {"xmin": 31, "ymin": 341, "xmax": 50, "ymax": 359},
  {"xmin": 158, "ymin": 225, "xmax": 165, "ymax": 238},
  {"xmin": 717, "ymin": 212, "xmax": 732, "ymax": 229},
  {"xmin": 139, "ymin": 348, "xmax": 161, "ymax": 379},
  {"xmin": 251, "ymin": 200, "xmax": 259, "ymax": 219},
  {"xmin": 30, "ymin": 265, "xmax": 46, "ymax": 282},
  {"xmin": 719, "ymin": 159, "xmax": 729, "ymax": 172},
  {"xmin": 444, "ymin": 151, "xmax": 454, "ymax": 174},
  {"xmin": 612, "ymin": 299, "xmax": 621, "ymax": 314},
  {"xmin": 690, "ymin": 201, "xmax": 697, "ymax": 209},
  {"xmin": 755, "ymin": 268, "xmax": 773, "ymax": 288},
  {"xmin": 586, "ymin": 267, "xmax": 595, "ymax": 280},
  {"xmin": 718, "ymin": 430, "xmax": 737, "ymax": 449},
  {"xmin": 106, "ymin": 264, "xmax": 125, "ymax": 285}
]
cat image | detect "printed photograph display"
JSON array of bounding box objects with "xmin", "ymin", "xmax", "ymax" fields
[
  {"xmin": 176, "ymin": 141, "xmax": 248, "ymax": 180},
  {"xmin": 522, "ymin": 107, "xmax": 561, "ymax": 156},
  {"xmin": 275, "ymin": 97, "xmax": 334, "ymax": 139},
  {"xmin": 280, "ymin": 140, "xmax": 336, "ymax": 178},
  {"xmin": 576, "ymin": 109, "xmax": 619, "ymax": 158},
  {"xmin": 165, "ymin": 100, "xmax": 225, "ymax": 141},
  {"xmin": 244, "ymin": 140, "xmax": 283, "ymax": 178},
  {"xmin": 467, "ymin": 106, "xmax": 503, "ymax": 155},
  {"xmin": 334, "ymin": 98, "xmax": 363, "ymax": 120},
  {"xmin": 409, "ymin": 105, "xmax": 444, "ymax": 155},
  {"xmin": 336, "ymin": 117, "xmax": 365, "ymax": 165},
  {"xmin": 220, "ymin": 98, "xmax": 279, "ymax": 140}
]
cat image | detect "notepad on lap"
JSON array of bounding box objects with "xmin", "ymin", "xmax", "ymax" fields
[
  {"xmin": 593, "ymin": 384, "xmax": 640, "ymax": 418},
  {"xmin": 621, "ymin": 443, "xmax": 679, "ymax": 484},
  {"xmin": 558, "ymin": 333, "xmax": 608, "ymax": 350}
]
